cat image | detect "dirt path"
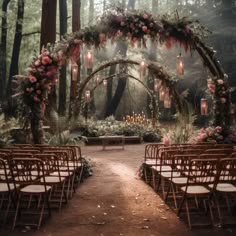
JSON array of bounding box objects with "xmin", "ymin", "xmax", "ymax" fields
[{"xmin": 2, "ymin": 144, "xmax": 234, "ymax": 236}]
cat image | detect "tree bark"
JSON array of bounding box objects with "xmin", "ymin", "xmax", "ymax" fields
[
  {"xmin": 0, "ymin": 0, "xmax": 10, "ymax": 102},
  {"xmin": 58, "ymin": 0, "xmax": 68, "ymax": 116},
  {"xmin": 40, "ymin": 0, "xmax": 57, "ymax": 49},
  {"xmin": 6, "ymin": 0, "xmax": 24, "ymax": 116},
  {"xmin": 69, "ymin": 0, "xmax": 81, "ymax": 119}
]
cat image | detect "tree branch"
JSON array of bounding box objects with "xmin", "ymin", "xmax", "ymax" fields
[{"xmin": 22, "ymin": 31, "xmax": 40, "ymax": 37}]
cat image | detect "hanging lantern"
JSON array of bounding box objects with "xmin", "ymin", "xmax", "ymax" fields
[
  {"xmin": 103, "ymin": 79, "xmax": 107, "ymax": 86},
  {"xmin": 95, "ymin": 76, "xmax": 100, "ymax": 86},
  {"xmin": 154, "ymin": 79, "xmax": 162, "ymax": 92},
  {"xmin": 164, "ymin": 97, "xmax": 171, "ymax": 109},
  {"xmin": 159, "ymin": 87, "xmax": 166, "ymax": 101},
  {"xmin": 85, "ymin": 50, "xmax": 93, "ymax": 69},
  {"xmin": 200, "ymin": 98, "xmax": 208, "ymax": 115},
  {"xmin": 85, "ymin": 90, "xmax": 91, "ymax": 103},
  {"xmin": 71, "ymin": 63, "xmax": 78, "ymax": 81},
  {"xmin": 176, "ymin": 53, "xmax": 184, "ymax": 75},
  {"xmin": 140, "ymin": 60, "xmax": 146, "ymax": 77}
]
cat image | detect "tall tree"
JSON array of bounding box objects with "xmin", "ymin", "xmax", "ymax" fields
[
  {"xmin": 0, "ymin": 0, "xmax": 10, "ymax": 102},
  {"xmin": 89, "ymin": 0, "xmax": 94, "ymax": 24},
  {"xmin": 58, "ymin": 0, "xmax": 68, "ymax": 116},
  {"xmin": 69, "ymin": 0, "xmax": 81, "ymax": 118},
  {"xmin": 40, "ymin": 0, "xmax": 57, "ymax": 116},
  {"xmin": 6, "ymin": 0, "xmax": 24, "ymax": 115},
  {"xmin": 105, "ymin": 0, "xmax": 136, "ymax": 117}
]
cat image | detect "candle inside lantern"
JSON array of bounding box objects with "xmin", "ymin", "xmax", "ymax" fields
[
  {"xmin": 200, "ymin": 98, "xmax": 208, "ymax": 115},
  {"xmin": 103, "ymin": 79, "xmax": 107, "ymax": 86},
  {"xmin": 164, "ymin": 97, "xmax": 171, "ymax": 108},
  {"xmin": 95, "ymin": 76, "xmax": 100, "ymax": 86},
  {"xmin": 85, "ymin": 90, "xmax": 91, "ymax": 103},
  {"xmin": 85, "ymin": 50, "xmax": 94, "ymax": 69},
  {"xmin": 72, "ymin": 63, "xmax": 78, "ymax": 81},
  {"xmin": 159, "ymin": 87, "xmax": 166, "ymax": 101},
  {"xmin": 140, "ymin": 60, "xmax": 146, "ymax": 77},
  {"xmin": 176, "ymin": 53, "xmax": 184, "ymax": 75}
]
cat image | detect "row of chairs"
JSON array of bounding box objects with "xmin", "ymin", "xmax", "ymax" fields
[
  {"xmin": 0, "ymin": 144, "xmax": 84, "ymax": 229},
  {"xmin": 143, "ymin": 143, "xmax": 236, "ymax": 229}
]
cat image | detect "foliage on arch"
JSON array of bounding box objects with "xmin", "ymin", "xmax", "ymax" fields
[{"xmin": 14, "ymin": 9, "xmax": 230, "ymax": 143}]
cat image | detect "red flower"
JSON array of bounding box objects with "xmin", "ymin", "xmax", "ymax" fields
[
  {"xmin": 29, "ymin": 75, "xmax": 37, "ymax": 83},
  {"xmin": 34, "ymin": 60, "xmax": 41, "ymax": 67},
  {"xmin": 42, "ymin": 56, "xmax": 52, "ymax": 65}
]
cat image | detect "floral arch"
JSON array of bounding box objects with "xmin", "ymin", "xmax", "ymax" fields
[{"xmin": 15, "ymin": 9, "xmax": 230, "ymax": 144}]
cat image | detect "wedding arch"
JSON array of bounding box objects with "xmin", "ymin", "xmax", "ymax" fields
[{"xmin": 15, "ymin": 9, "xmax": 230, "ymax": 143}]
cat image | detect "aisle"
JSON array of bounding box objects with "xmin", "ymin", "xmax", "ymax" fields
[{"xmin": 3, "ymin": 145, "xmax": 232, "ymax": 236}]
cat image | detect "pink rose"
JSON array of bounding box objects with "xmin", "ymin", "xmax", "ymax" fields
[
  {"xmin": 42, "ymin": 56, "xmax": 52, "ymax": 65},
  {"xmin": 218, "ymin": 135, "xmax": 224, "ymax": 140},
  {"xmin": 208, "ymin": 131, "xmax": 213, "ymax": 137},
  {"xmin": 34, "ymin": 60, "xmax": 41, "ymax": 67},
  {"xmin": 220, "ymin": 97, "xmax": 226, "ymax": 103},
  {"xmin": 142, "ymin": 26, "xmax": 148, "ymax": 32},
  {"xmin": 35, "ymin": 83, "xmax": 40, "ymax": 88},
  {"xmin": 26, "ymin": 87, "xmax": 34, "ymax": 93},
  {"xmin": 149, "ymin": 22, "xmax": 154, "ymax": 27},
  {"xmin": 36, "ymin": 90, "xmax": 41, "ymax": 95},
  {"xmin": 215, "ymin": 126, "xmax": 222, "ymax": 132},
  {"xmin": 217, "ymin": 79, "xmax": 224, "ymax": 85},
  {"xmin": 143, "ymin": 14, "xmax": 149, "ymax": 19},
  {"xmin": 33, "ymin": 96, "xmax": 40, "ymax": 102},
  {"xmin": 29, "ymin": 75, "xmax": 37, "ymax": 83},
  {"xmin": 120, "ymin": 21, "xmax": 125, "ymax": 26},
  {"xmin": 46, "ymin": 71, "xmax": 53, "ymax": 77}
]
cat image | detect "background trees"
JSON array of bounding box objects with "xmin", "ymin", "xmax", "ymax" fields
[{"xmin": 0, "ymin": 0, "xmax": 235, "ymax": 121}]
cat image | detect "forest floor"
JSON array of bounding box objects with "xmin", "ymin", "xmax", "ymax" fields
[{"xmin": 2, "ymin": 144, "xmax": 235, "ymax": 236}]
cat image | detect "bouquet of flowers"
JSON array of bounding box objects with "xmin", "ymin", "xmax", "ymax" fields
[{"xmin": 195, "ymin": 126, "xmax": 223, "ymax": 143}]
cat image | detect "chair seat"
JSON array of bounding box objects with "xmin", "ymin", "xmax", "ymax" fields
[
  {"xmin": 51, "ymin": 171, "xmax": 71, "ymax": 177},
  {"xmin": 172, "ymin": 177, "xmax": 188, "ymax": 185},
  {"xmin": 181, "ymin": 185, "xmax": 210, "ymax": 194},
  {"xmin": 209, "ymin": 183, "xmax": 236, "ymax": 192},
  {"xmin": 0, "ymin": 183, "xmax": 19, "ymax": 192},
  {"xmin": 144, "ymin": 160, "xmax": 159, "ymax": 165},
  {"xmin": 161, "ymin": 171, "xmax": 180, "ymax": 178},
  {"xmin": 41, "ymin": 176, "xmax": 65, "ymax": 183},
  {"xmin": 151, "ymin": 165, "xmax": 172, "ymax": 172},
  {"xmin": 20, "ymin": 184, "xmax": 51, "ymax": 193}
]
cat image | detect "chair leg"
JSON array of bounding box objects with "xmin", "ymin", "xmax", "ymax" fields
[
  {"xmin": 12, "ymin": 192, "xmax": 21, "ymax": 230},
  {"xmin": 185, "ymin": 199, "xmax": 192, "ymax": 229}
]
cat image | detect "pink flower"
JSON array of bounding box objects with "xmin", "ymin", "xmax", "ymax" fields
[
  {"xmin": 120, "ymin": 21, "xmax": 125, "ymax": 26},
  {"xmin": 26, "ymin": 87, "xmax": 34, "ymax": 93},
  {"xmin": 33, "ymin": 96, "xmax": 40, "ymax": 102},
  {"xmin": 163, "ymin": 137, "xmax": 171, "ymax": 146},
  {"xmin": 35, "ymin": 83, "xmax": 40, "ymax": 88},
  {"xmin": 42, "ymin": 56, "xmax": 52, "ymax": 65},
  {"xmin": 218, "ymin": 135, "xmax": 224, "ymax": 140},
  {"xmin": 142, "ymin": 26, "xmax": 148, "ymax": 32},
  {"xmin": 208, "ymin": 131, "xmax": 213, "ymax": 137},
  {"xmin": 149, "ymin": 22, "xmax": 154, "ymax": 27},
  {"xmin": 217, "ymin": 79, "xmax": 224, "ymax": 85},
  {"xmin": 46, "ymin": 71, "xmax": 53, "ymax": 77},
  {"xmin": 143, "ymin": 14, "xmax": 149, "ymax": 19},
  {"xmin": 29, "ymin": 75, "xmax": 37, "ymax": 83},
  {"xmin": 36, "ymin": 90, "xmax": 41, "ymax": 95},
  {"xmin": 215, "ymin": 126, "xmax": 222, "ymax": 132},
  {"xmin": 220, "ymin": 97, "xmax": 226, "ymax": 103},
  {"xmin": 99, "ymin": 33, "xmax": 106, "ymax": 44},
  {"xmin": 40, "ymin": 78, "xmax": 47, "ymax": 84},
  {"xmin": 34, "ymin": 60, "xmax": 41, "ymax": 67}
]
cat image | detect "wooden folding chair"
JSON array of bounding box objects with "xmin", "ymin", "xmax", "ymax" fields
[
  {"xmin": 0, "ymin": 157, "xmax": 18, "ymax": 226},
  {"xmin": 177, "ymin": 158, "xmax": 219, "ymax": 229},
  {"xmin": 9, "ymin": 158, "xmax": 51, "ymax": 229},
  {"xmin": 209, "ymin": 158, "xmax": 236, "ymax": 226}
]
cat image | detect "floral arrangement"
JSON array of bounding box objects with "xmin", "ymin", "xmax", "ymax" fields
[{"xmin": 195, "ymin": 126, "xmax": 223, "ymax": 143}]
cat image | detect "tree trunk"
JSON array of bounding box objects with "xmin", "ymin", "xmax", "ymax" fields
[
  {"xmin": 58, "ymin": 0, "xmax": 68, "ymax": 116},
  {"xmin": 89, "ymin": 0, "xmax": 94, "ymax": 24},
  {"xmin": 127, "ymin": 0, "xmax": 136, "ymax": 9},
  {"xmin": 105, "ymin": 41, "xmax": 128, "ymax": 117},
  {"xmin": 40, "ymin": 0, "xmax": 57, "ymax": 49},
  {"xmin": 0, "ymin": 0, "xmax": 10, "ymax": 102},
  {"xmin": 152, "ymin": 0, "xmax": 158, "ymax": 14},
  {"xmin": 6, "ymin": 0, "xmax": 24, "ymax": 116},
  {"xmin": 105, "ymin": 0, "xmax": 136, "ymax": 117},
  {"xmin": 70, "ymin": 0, "xmax": 81, "ymax": 119}
]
